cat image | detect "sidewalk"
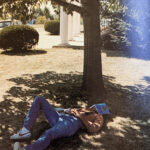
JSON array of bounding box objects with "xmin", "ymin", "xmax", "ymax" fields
[{"xmin": 34, "ymin": 25, "xmax": 84, "ymax": 49}]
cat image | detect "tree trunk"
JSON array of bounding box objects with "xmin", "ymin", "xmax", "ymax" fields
[{"xmin": 81, "ymin": 0, "xmax": 105, "ymax": 103}]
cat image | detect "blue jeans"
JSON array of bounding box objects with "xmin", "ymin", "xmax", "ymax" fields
[{"xmin": 23, "ymin": 96, "xmax": 82, "ymax": 150}]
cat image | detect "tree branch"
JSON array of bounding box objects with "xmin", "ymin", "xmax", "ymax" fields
[{"xmin": 51, "ymin": 0, "xmax": 83, "ymax": 14}]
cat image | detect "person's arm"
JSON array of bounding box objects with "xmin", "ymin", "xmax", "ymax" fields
[
  {"xmin": 55, "ymin": 107, "xmax": 70, "ymax": 113},
  {"xmin": 80, "ymin": 114, "xmax": 103, "ymax": 133},
  {"xmin": 55, "ymin": 108, "xmax": 65, "ymax": 112}
]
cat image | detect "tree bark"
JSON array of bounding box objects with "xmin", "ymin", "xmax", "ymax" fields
[{"xmin": 81, "ymin": 0, "xmax": 105, "ymax": 103}]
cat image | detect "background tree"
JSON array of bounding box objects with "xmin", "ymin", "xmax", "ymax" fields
[
  {"xmin": 99, "ymin": 0, "xmax": 129, "ymax": 50},
  {"xmin": 34, "ymin": 7, "xmax": 54, "ymax": 20},
  {"xmin": 43, "ymin": 7, "xmax": 54, "ymax": 20},
  {"xmin": 51, "ymin": 2, "xmax": 60, "ymax": 19},
  {"xmin": 0, "ymin": 0, "xmax": 36, "ymax": 23},
  {"xmin": 34, "ymin": 7, "xmax": 44, "ymax": 17},
  {"xmin": 123, "ymin": 0, "xmax": 150, "ymax": 58}
]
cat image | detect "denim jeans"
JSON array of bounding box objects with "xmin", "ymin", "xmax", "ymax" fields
[{"xmin": 23, "ymin": 96, "xmax": 82, "ymax": 150}]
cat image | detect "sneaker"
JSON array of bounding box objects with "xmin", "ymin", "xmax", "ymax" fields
[
  {"xmin": 10, "ymin": 128, "xmax": 31, "ymax": 141},
  {"xmin": 13, "ymin": 142, "xmax": 22, "ymax": 150}
]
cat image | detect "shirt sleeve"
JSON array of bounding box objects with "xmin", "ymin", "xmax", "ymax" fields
[{"xmin": 80, "ymin": 114, "xmax": 103, "ymax": 133}]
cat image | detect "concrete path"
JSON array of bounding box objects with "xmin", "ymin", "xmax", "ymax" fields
[{"xmin": 34, "ymin": 25, "xmax": 84, "ymax": 49}]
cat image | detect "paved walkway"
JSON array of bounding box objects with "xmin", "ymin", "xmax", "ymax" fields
[{"xmin": 34, "ymin": 25, "xmax": 84, "ymax": 49}]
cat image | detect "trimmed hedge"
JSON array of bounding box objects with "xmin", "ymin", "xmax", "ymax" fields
[
  {"xmin": 44, "ymin": 20, "xmax": 60, "ymax": 35},
  {"xmin": 0, "ymin": 25, "xmax": 39, "ymax": 51}
]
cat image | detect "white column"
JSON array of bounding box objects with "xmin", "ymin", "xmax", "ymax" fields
[
  {"xmin": 68, "ymin": 15, "xmax": 73, "ymax": 40},
  {"xmin": 72, "ymin": 12, "xmax": 81, "ymax": 37},
  {"xmin": 77, "ymin": 13, "xmax": 81, "ymax": 35},
  {"xmin": 60, "ymin": 7, "xmax": 68, "ymax": 44},
  {"xmin": 72, "ymin": 12, "xmax": 77, "ymax": 37}
]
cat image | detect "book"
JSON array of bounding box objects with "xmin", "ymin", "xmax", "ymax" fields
[{"xmin": 90, "ymin": 103, "xmax": 110, "ymax": 115}]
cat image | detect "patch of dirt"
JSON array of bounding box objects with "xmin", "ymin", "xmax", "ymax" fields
[{"xmin": 0, "ymin": 48, "xmax": 150, "ymax": 150}]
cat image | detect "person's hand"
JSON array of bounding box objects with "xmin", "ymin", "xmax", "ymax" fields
[{"xmin": 90, "ymin": 105, "xmax": 97, "ymax": 112}]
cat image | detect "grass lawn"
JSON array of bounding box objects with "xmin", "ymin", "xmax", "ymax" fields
[{"xmin": 0, "ymin": 48, "xmax": 150, "ymax": 150}]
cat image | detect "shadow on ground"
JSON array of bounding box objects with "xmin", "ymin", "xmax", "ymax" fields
[
  {"xmin": 0, "ymin": 49, "xmax": 47, "ymax": 56},
  {"xmin": 103, "ymin": 49, "xmax": 150, "ymax": 60},
  {"xmin": 0, "ymin": 71, "xmax": 150, "ymax": 150},
  {"xmin": 53, "ymin": 45, "xmax": 84, "ymax": 50},
  {"xmin": 143, "ymin": 76, "xmax": 150, "ymax": 84}
]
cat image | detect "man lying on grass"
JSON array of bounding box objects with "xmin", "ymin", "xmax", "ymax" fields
[{"xmin": 10, "ymin": 96, "xmax": 105, "ymax": 150}]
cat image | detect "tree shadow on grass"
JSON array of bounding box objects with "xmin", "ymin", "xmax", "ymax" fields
[
  {"xmin": 7, "ymin": 71, "xmax": 86, "ymax": 108},
  {"xmin": 53, "ymin": 45, "xmax": 84, "ymax": 50},
  {"xmin": 102, "ymin": 49, "xmax": 150, "ymax": 61},
  {"xmin": 0, "ymin": 71, "xmax": 150, "ymax": 150},
  {"xmin": 0, "ymin": 49, "xmax": 47, "ymax": 56},
  {"xmin": 143, "ymin": 76, "xmax": 150, "ymax": 84},
  {"xmin": 102, "ymin": 49, "xmax": 130, "ymax": 58}
]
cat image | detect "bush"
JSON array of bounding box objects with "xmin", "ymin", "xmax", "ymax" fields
[
  {"xmin": 101, "ymin": 29, "xmax": 117, "ymax": 50},
  {"xmin": 36, "ymin": 16, "xmax": 47, "ymax": 24},
  {"xmin": 0, "ymin": 25, "xmax": 39, "ymax": 51},
  {"xmin": 44, "ymin": 20, "xmax": 60, "ymax": 35}
]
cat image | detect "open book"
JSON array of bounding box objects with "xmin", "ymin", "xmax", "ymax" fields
[{"xmin": 90, "ymin": 103, "xmax": 110, "ymax": 115}]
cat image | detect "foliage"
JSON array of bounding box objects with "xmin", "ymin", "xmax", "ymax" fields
[
  {"xmin": 100, "ymin": 0, "xmax": 130, "ymax": 50},
  {"xmin": 123, "ymin": 0, "xmax": 150, "ymax": 55},
  {"xmin": 44, "ymin": 20, "xmax": 60, "ymax": 35},
  {"xmin": 34, "ymin": 6, "xmax": 54, "ymax": 20},
  {"xmin": 0, "ymin": 25, "xmax": 39, "ymax": 51},
  {"xmin": 109, "ymin": 18, "xmax": 130, "ymax": 50},
  {"xmin": 36, "ymin": 16, "xmax": 47, "ymax": 24},
  {"xmin": 0, "ymin": 0, "xmax": 81, "ymax": 23},
  {"xmin": 34, "ymin": 7, "xmax": 44, "ymax": 18},
  {"xmin": 43, "ymin": 7, "xmax": 54, "ymax": 20},
  {"xmin": 51, "ymin": 2, "xmax": 60, "ymax": 16},
  {"xmin": 102, "ymin": 17, "xmax": 130, "ymax": 50},
  {"xmin": 0, "ymin": 0, "xmax": 41, "ymax": 23},
  {"xmin": 100, "ymin": 0, "xmax": 125, "ymax": 18},
  {"xmin": 101, "ymin": 0, "xmax": 150, "ymax": 53}
]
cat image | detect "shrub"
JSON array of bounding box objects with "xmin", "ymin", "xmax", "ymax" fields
[
  {"xmin": 36, "ymin": 16, "xmax": 47, "ymax": 24},
  {"xmin": 44, "ymin": 20, "xmax": 60, "ymax": 35},
  {"xmin": 101, "ymin": 29, "xmax": 117, "ymax": 50},
  {"xmin": 0, "ymin": 25, "xmax": 39, "ymax": 51}
]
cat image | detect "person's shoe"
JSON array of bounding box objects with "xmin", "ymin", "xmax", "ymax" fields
[
  {"xmin": 10, "ymin": 128, "xmax": 31, "ymax": 141},
  {"xmin": 13, "ymin": 142, "xmax": 23, "ymax": 150}
]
